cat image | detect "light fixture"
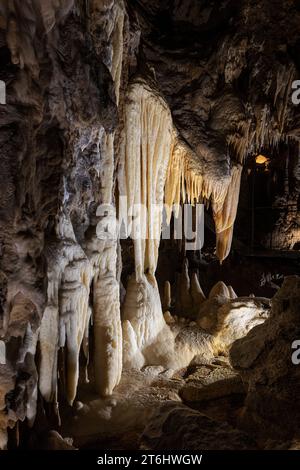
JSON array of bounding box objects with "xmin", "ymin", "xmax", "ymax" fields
[{"xmin": 255, "ymin": 154, "xmax": 269, "ymax": 165}]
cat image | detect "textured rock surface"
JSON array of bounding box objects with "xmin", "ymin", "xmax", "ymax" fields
[
  {"xmin": 197, "ymin": 281, "xmax": 270, "ymax": 354},
  {"xmin": 0, "ymin": 364, "xmax": 15, "ymax": 449},
  {"xmin": 63, "ymin": 367, "xmax": 184, "ymax": 449},
  {"xmin": 179, "ymin": 364, "xmax": 244, "ymax": 403},
  {"xmin": 140, "ymin": 402, "xmax": 257, "ymax": 450},
  {"xmin": 0, "ymin": 0, "xmax": 133, "ymax": 446},
  {"xmin": 135, "ymin": 0, "xmax": 300, "ymax": 253},
  {"xmin": 230, "ymin": 276, "xmax": 300, "ymax": 441}
]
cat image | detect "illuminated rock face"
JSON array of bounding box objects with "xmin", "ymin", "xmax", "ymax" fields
[{"xmin": 0, "ymin": 0, "xmax": 299, "ymax": 450}]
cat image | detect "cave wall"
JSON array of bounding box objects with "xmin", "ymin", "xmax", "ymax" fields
[{"xmin": 0, "ymin": 0, "xmax": 138, "ymax": 447}]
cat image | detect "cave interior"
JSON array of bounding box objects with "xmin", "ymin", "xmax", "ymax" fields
[{"xmin": 0, "ymin": 0, "xmax": 300, "ymax": 452}]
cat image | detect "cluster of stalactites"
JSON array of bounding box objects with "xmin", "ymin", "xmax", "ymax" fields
[
  {"xmin": 228, "ymin": 64, "xmax": 297, "ymax": 163},
  {"xmin": 119, "ymin": 81, "xmax": 174, "ymax": 278},
  {"xmin": 119, "ymin": 80, "xmax": 243, "ymax": 267},
  {"xmin": 165, "ymin": 141, "xmax": 231, "ymax": 212},
  {"xmin": 164, "ymin": 140, "xmax": 242, "ymax": 263},
  {"xmin": 39, "ymin": 214, "xmax": 93, "ymax": 406},
  {"xmin": 212, "ymin": 164, "xmax": 242, "ymax": 262}
]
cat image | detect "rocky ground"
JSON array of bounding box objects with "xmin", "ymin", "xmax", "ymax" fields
[
  {"xmin": 2, "ymin": 277, "xmax": 300, "ymax": 451},
  {"xmin": 59, "ymin": 276, "xmax": 299, "ymax": 451}
]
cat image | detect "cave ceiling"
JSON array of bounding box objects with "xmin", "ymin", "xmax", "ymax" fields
[{"xmin": 131, "ymin": 0, "xmax": 300, "ymax": 173}]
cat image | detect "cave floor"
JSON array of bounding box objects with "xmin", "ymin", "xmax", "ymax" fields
[{"xmin": 62, "ymin": 359, "xmax": 249, "ymax": 450}]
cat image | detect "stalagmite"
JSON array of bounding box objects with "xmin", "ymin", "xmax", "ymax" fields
[
  {"xmin": 86, "ymin": 1, "xmax": 127, "ymax": 393},
  {"xmin": 122, "ymin": 274, "xmax": 166, "ymax": 367},
  {"xmin": 190, "ymin": 273, "xmax": 206, "ymax": 305},
  {"xmin": 209, "ymin": 281, "xmax": 230, "ymax": 300},
  {"xmin": 39, "ymin": 305, "xmax": 59, "ymax": 403},
  {"xmin": 163, "ymin": 281, "xmax": 172, "ymax": 312},
  {"xmin": 179, "ymin": 259, "xmax": 193, "ymax": 313},
  {"xmin": 122, "ymin": 319, "xmax": 145, "ymax": 369},
  {"xmin": 228, "ymin": 285, "xmax": 237, "ymax": 299},
  {"xmin": 163, "ymin": 311, "xmax": 175, "ymax": 324},
  {"xmin": 89, "ymin": 132, "xmax": 123, "ymax": 397},
  {"xmin": 93, "ymin": 275, "xmax": 122, "ymax": 396},
  {"xmin": 197, "ymin": 281, "xmax": 231, "ymax": 330}
]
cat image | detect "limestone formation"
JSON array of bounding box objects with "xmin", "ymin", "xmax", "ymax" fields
[
  {"xmin": 197, "ymin": 281, "xmax": 270, "ymax": 354},
  {"xmin": 0, "ymin": 0, "xmax": 299, "ymax": 452}
]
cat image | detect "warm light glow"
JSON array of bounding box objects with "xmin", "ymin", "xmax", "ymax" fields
[{"xmin": 256, "ymin": 154, "xmax": 269, "ymax": 165}]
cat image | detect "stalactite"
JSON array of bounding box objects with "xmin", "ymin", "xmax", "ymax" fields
[
  {"xmin": 86, "ymin": 132, "xmax": 123, "ymax": 397},
  {"xmin": 39, "ymin": 129, "xmax": 124, "ymax": 404},
  {"xmin": 119, "ymin": 80, "xmax": 174, "ymax": 278},
  {"xmin": 110, "ymin": 6, "xmax": 125, "ymax": 105},
  {"xmin": 274, "ymin": 65, "xmax": 295, "ymax": 134},
  {"xmin": 165, "ymin": 139, "xmax": 241, "ymax": 263},
  {"xmin": 38, "ymin": 0, "xmax": 127, "ymax": 403},
  {"xmin": 213, "ymin": 164, "xmax": 242, "ymax": 263},
  {"xmin": 89, "ymin": 0, "xmax": 126, "ymax": 105},
  {"xmin": 119, "ymin": 81, "xmax": 174, "ymax": 367},
  {"xmin": 39, "ymin": 214, "xmax": 92, "ymax": 405},
  {"xmin": 227, "ymin": 63, "xmax": 297, "ymax": 166}
]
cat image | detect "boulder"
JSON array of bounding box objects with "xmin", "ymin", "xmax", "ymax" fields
[
  {"xmin": 230, "ymin": 276, "xmax": 300, "ymax": 441},
  {"xmin": 179, "ymin": 364, "xmax": 244, "ymax": 402},
  {"xmin": 140, "ymin": 402, "xmax": 257, "ymax": 450}
]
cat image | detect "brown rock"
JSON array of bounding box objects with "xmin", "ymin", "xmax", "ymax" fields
[
  {"xmin": 140, "ymin": 402, "xmax": 257, "ymax": 450},
  {"xmin": 230, "ymin": 276, "xmax": 300, "ymax": 441},
  {"xmin": 180, "ymin": 364, "xmax": 245, "ymax": 402}
]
